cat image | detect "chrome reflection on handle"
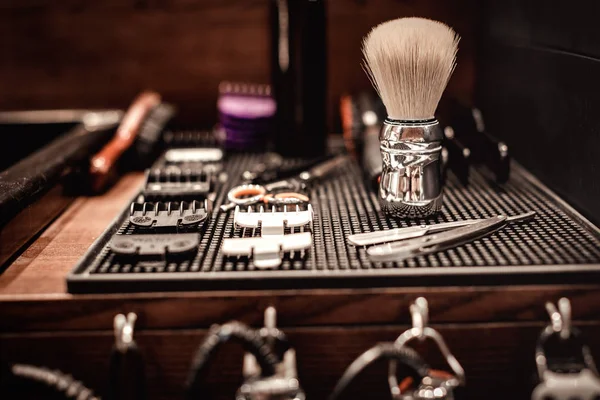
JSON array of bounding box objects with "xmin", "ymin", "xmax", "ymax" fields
[{"xmin": 379, "ymin": 118, "xmax": 444, "ymax": 218}]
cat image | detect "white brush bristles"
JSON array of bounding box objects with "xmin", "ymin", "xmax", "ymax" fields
[{"xmin": 362, "ymin": 17, "xmax": 459, "ymax": 120}]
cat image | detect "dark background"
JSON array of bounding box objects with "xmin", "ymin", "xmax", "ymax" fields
[
  {"xmin": 0, "ymin": 0, "xmax": 598, "ymax": 221},
  {"xmin": 477, "ymin": 0, "xmax": 600, "ymax": 224},
  {"xmin": 0, "ymin": 0, "xmax": 477, "ymax": 128}
]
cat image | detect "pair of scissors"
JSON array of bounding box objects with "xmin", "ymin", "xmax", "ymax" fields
[{"xmin": 220, "ymin": 155, "xmax": 349, "ymax": 211}]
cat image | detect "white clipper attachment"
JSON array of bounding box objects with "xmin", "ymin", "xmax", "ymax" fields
[{"xmin": 221, "ymin": 205, "xmax": 313, "ymax": 269}]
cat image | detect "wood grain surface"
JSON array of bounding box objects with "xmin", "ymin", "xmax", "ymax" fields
[
  {"xmin": 0, "ymin": 0, "xmax": 477, "ymax": 128},
  {"xmin": 0, "ymin": 173, "xmax": 145, "ymax": 297}
]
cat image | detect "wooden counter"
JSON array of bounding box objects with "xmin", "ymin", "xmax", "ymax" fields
[{"xmin": 2, "ymin": 173, "xmax": 600, "ymax": 399}]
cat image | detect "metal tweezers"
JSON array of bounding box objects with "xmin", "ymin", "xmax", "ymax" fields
[{"xmin": 348, "ymin": 211, "xmax": 536, "ymax": 262}]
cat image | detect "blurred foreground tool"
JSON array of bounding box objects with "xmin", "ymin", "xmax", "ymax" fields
[
  {"xmin": 0, "ymin": 111, "xmax": 122, "ymax": 270},
  {"xmin": 89, "ymin": 91, "xmax": 175, "ymax": 192},
  {"xmin": 340, "ymin": 92, "xmax": 385, "ymax": 191}
]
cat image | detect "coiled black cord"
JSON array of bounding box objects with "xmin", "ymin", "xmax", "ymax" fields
[
  {"xmin": 185, "ymin": 321, "xmax": 281, "ymax": 399},
  {"xmin": 328, "ymin": 343, "xmax": 431, "ymax": 400},
  {"xmin": 9, "ymin": 364, "xmax": 100, "ymax": 400}
]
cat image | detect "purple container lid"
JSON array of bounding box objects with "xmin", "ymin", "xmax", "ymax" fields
[{"xmin": 217, "ymin": 95, "xmax": 276, "ymax": 119}]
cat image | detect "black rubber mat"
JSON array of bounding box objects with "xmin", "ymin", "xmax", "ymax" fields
[{"xmin": 67, "ymin": 148, "xmax": 600, "ymax": 293}]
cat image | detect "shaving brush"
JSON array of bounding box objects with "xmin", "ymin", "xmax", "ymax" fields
[{"xmin": 362, "ymin": 17, "xmax": 459, "ymax": 217}]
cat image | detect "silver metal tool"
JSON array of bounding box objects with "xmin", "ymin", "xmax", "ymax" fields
[
  {"xmin": 349, "ymin": 211, "xmax": 535, "ymax": 247},
  {"xmin": 367, "ymin": 211, "xmax": 536, "ymax": 262},
  {"xmin": 350, "ymin": 220, "xmax": 479, "ymax": 247},
  {"xmin": 220, "ymin": 155, "xmax": 349, "ymax": 211},
  {"xmin": 379, "ymin": 119, "xmax": 445, "ymax": 218},
  {"xmin": 389, "ymin": 297, "xmax": 465, "ymax": 399},
  {"xmin": 532, "ymin": 298, "xmax": 600, "ymax": 400},
  {"xmin": 238, "ymin": 307, "xmax": 305, "ymax": 400},
  {"xmin": 113, "ymin": 313, "xmax": 138, "ymax": 353}
]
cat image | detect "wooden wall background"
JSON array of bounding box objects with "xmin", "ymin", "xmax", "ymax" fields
[{"xmin": 0, "ymin": 0, "xmax": 478, "ymax": 128}]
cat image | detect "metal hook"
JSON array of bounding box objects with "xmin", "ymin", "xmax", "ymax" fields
[
  {"xmin": 536, "ymin": 297, "xmax": 598, "ymax": 379},
  {"xmin": 262, "ymin": 306, "xmax": 278, "ymax": 349},
  {"xmin": 545, "ymin": 298, "xmax": 571, "ymax": 340},
  {"xmin": 245, "ymin": 306, "xmax": 280, "ymax": 379},
  {"xmin": 388, "ymin": 298, "xmax": 465, "ymax": 398},
  {"xmin": 410, "ymin": 297, "xmax": 428, "ymax": 340},
  {"xmin": 114, "ymin": 312, "xmax": 137, "ymax": 353}
]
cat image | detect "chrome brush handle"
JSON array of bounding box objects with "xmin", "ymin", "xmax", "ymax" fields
[{"xmin": 379, "ymin": 119, "xmax": 444, "ymax": 218}]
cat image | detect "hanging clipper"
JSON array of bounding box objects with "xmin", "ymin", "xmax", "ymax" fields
[
  {"xmin": 388, "ymin": 297, "xmax": 465, "ymax": 399},
  {"xmin": 532, "ymin": 298, "xmax": 600, "ymax": 400},
  {"xmin": 185, "ymin": 307, "xmax": 303, "ymax": 400},
  {"xmin": 109, "ymin": 313, "xmax": 146, "ymax": 400},
  {"xmin": 238, "ymin": 307, "xmax": 305, "ymax": 400},
  {"xmin": 329, "ymin": 343, "xmax": 430, "ymax": 400}
]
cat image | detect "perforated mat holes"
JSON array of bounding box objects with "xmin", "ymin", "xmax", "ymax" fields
[{"xmin": 85, "ymin": 151, "xmax": 600, "ymax": 276}]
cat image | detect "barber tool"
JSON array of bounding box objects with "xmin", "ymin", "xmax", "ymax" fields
[
  {"xmin": 362, "ymin": 18, "xmax": 459, "ymax": 217},
  {"xmin": 222, "ymin": 205, "xmax": 313, "ymax": 269},
  {"xmin": 143, "ymin": 147, "xmax": 223, "ymax": 201},
  {"xmin": 340, "ymin": 92, "xmax": 386, "ymax": 191},
  {"xmin": 143, "ymin": 167, "xmax": 213, "ymax": 200},
  {"xmin": 367, "ymin": 211, "xmax": 536, "ymax": 262},
  {"xmin": 329, "ymin": 298, "xmax": 463, "ymax": 400},
  {"xmin": 164, "ymin": 148, "xmax": 223, "ymax": 164},
  {"xmin": 128, "ymin": 102, "xmax": 176, "ymax": 169},
  {"xmin": 217, "ymin": 82, "xmax": 276, "ymax": 151},
  {"xmin": 89, "ymin": 91, "xmax": 162, "ymax": 192},
  {"xmin": 163, "ymin": 130, "xmax": 218, "ymax": 148},
  {"xmin": 242, "ymin": 152, "xmax": 284, "ymax": 182},
  {"xmin": 271, "ymin": 0, "xmax": 327, "ymax": 157},
  {"xmin": 109, "ymin": 313, "xmax": 146, "ymax": 400},
  {"xmin": 221, "ymin": 155, "xmax": 348, "ymax": 211},
  {"xmin": 110, "ymin": 233, "xmax": 199, "ymax": 259},
  {"xmin": 448, "ymin": 100, "xmax": 510, "ymax": 183},
  {"xmin": 532, "ymin": 298, "xmax": 600, "ymax": 400},
  {"xmin": 129, "ymin": 201, "xmax": 209, "ymax": 231},
  {"xmin": 0, "ymin": 112, "xmax": 121, "ymax": 270},
  {"xmin": 242, "ymin": 153, "xmax": 334, "ymax": 186},
  {"xmin": 238, "ymin": 307, "xmax": 305, "ymax": 400},
  {"xmin": 186, "ymin": 307, "xmax": 303, "ymax": 400},
  {"xmin": 348, "ymin": 211, "xmax": 535, "ymax": 247},
  {"xmin": 386, "ymin": 297, "xmax": 465, "ymax": 399},
  {"xmin": 442, "ymin": 126, "xmax": 470, "ymax": 186}
]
